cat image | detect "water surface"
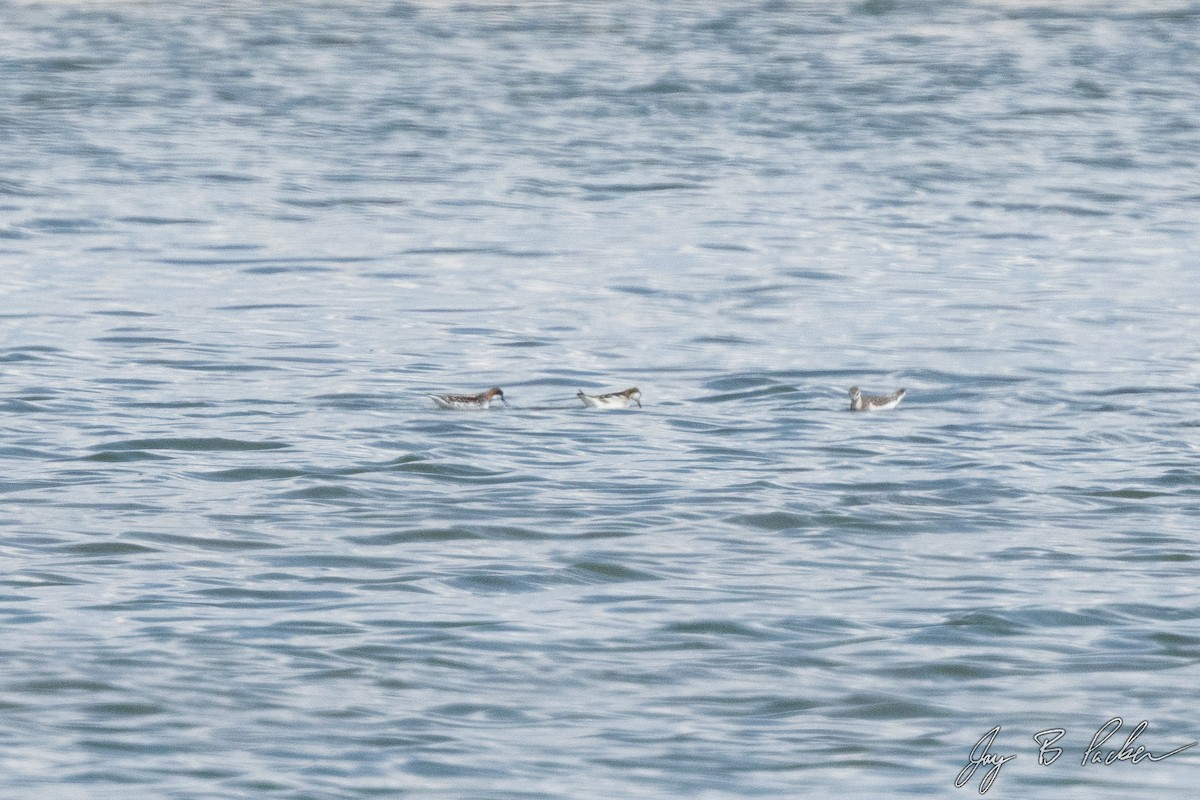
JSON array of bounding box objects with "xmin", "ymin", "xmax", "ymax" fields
[{"xmin": 2, "ymin": 2, "xmax": 1199, "ymax": 797}]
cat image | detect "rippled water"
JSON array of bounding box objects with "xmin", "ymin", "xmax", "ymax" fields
[{"xmin": 3, "ymin": 1, "xmax": 1199, "ymax": 797}]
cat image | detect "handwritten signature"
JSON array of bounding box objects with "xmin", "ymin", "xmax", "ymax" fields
[{"xmin": 956, "ymin": 718, "xmax": 1196, "ymax": 794}]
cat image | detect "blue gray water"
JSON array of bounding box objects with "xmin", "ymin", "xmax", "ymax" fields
[{"xmin": 3, "ymin": 1, "xmax": 1199, "ymax": 797}]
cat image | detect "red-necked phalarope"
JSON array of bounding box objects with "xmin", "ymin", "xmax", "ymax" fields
[
  {"xmin": 849, "ymin": 386, "xmax": 905, "ymax": 411},
  {"xmin": 577, "ymin": 387, "xmax": 642, "ymax": 409},
  {"xmin": 429, "ymin": 387, "xmax": 508, "ymax": 410}
]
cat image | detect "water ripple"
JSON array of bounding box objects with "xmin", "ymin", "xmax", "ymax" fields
[{"xmin": 3, "ymin": 2, "xmax": 1198, "ymax": 798}]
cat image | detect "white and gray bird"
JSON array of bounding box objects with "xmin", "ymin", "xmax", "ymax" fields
[{"xmin": 848, "ymin": 386, "xmax": 905, "ymax": 412}]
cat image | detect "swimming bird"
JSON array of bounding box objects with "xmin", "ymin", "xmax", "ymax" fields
[
  {"xmin": 849, "ymin": 386, "xmax": 905, "ymax": 411},
  {"xmin": 429, "ymin": 387, "xmax": 508, "ymax": 410},
  {"xmin": 577, "ymin": 387, "xmax": 642, "ymax": 409}
]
